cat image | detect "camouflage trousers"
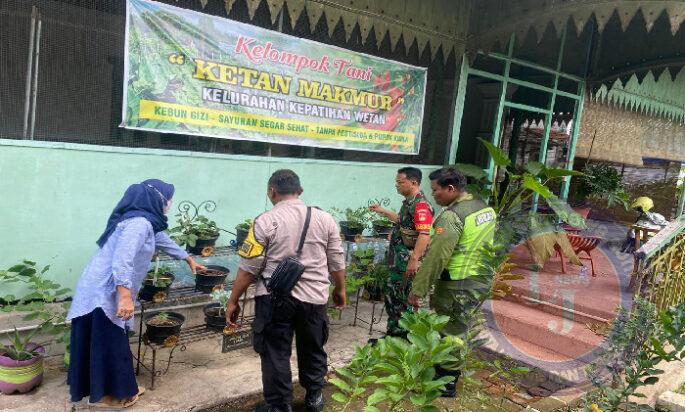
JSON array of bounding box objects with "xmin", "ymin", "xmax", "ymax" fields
[
  {"xmin": 431, "ymin": 277, "xmax": 490, "ymax": 337},
  {"xmin": 383, "ymin": 274, "xmax": 412, "ymax": 337}
]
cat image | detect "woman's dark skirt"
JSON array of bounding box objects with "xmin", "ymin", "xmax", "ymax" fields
[{"xmin": 67, "ymin": 308, "xmax": 138, "ymax": 403}]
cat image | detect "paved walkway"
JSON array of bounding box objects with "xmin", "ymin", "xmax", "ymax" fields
[{"xmin": 1, "ymin": 300, "xmax": 386, "ymax": 412}]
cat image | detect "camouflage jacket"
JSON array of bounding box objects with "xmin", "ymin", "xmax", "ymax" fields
[{"xmin": 388, "ymin": 191, "xmax": 434, "ymax": 273}]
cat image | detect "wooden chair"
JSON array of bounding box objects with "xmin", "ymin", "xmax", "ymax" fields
[
  {"xmin": 631, "ymin": 225, "xmax": 661, "ymax": 251},
  {"xmin": 556, "ymin": 234, "xmax": 603, "ymax": 277},
  {"xmin": 628, "ymin": 225, "xmax": 662, "ymax": 289}
]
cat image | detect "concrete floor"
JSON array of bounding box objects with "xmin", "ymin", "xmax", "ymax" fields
[{"xmin": 0, "ymin": 299, "xmax": 386, "ymax": 412}]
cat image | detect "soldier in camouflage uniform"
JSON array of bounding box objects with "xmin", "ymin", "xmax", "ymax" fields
[
  {"xmin": 370, "ymin": 167, "xmax": 433, "ymax": 337},
  {"xmin": 409, "ymin": 168, "xmax": 496, "ymax": 397}
]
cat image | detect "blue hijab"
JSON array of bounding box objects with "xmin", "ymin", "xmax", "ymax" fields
[{"xmin": 96, "ymin": 179, "xmax": 175, "ymax": 247}]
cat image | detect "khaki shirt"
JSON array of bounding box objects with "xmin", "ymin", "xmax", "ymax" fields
[{"xmin": 238, "ymin": 199, "xmax": 345, "ymax": 305}]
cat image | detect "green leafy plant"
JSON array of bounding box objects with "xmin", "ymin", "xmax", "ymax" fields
[
  {"xmin": 210, "ymin": 289, "xmax": 230, "ymax": 316},
  {"xmin": 169, "ymin": 212, "xmax": 220, "ymax": 248},
  {"xmin": 366, "ymin": 262, "xmax": 391, "ymax": 291},
  {"xmin": 0, "ymin": 261, "xmax": 71, "ymax": 354},
  {"xmin": 347, "ymin": 249, "xmax": 388, "ymax": 301},
  {"xmin": 145, "ymin": 265, "xmax": 174, "ymax": 287},
  {"xmin": 577, "ymin": 162, "xmax": 630, "ymax": 209},
  {"xmin": 330, "ymin": 344, "xmax": 378, "ymax": 410},
  {"xmin": 332, "ymin": 206, "xmax": 373, "ymax": 231},
  {"xmin": 373, "ymin": 215, "xmax": 395, "ymax": 228},
  {"xmin": 352, "ymin": 248, "xmax": 376, "ymax": 267},
  {"xmin": 331, "ymin": 310, "xmax": 466, "ymax": 412},
  {"xmin": 235, "ymin": 219, "xmax": 252, "ymax": 231},
  {"xmin": 455, "ymin": 137, "xmax": 587, "ymax": 236},
  {"xmin": 587, "ymin": 299, "xmax": 685, "ymax": 412},
  {"xmin": 0, "ymin": 328, "xmax": 42, "ymax": 361}
]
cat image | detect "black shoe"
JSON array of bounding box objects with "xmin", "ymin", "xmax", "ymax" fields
[
  {"xmin": 435, "ymin": 366, "xmax": 461, "ymax": 398},
  {"xmin": 305, "ymin": 390, "xmax": 324, "ymax": 412},
  {"xmin": 254, "ymin": 403, "xmax": 292, "ymax": 412}
]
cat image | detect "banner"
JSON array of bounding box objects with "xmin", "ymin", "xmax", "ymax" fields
[{"xmin": 122, "ymin": 0, "xmax": 427, "ymax": 154}]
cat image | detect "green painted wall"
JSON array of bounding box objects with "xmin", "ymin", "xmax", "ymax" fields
[{"xmin": 0, "ymin": 139, "xmax": 439, "ymax": 296}]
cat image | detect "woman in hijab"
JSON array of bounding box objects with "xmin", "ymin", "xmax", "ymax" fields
[{"xmin": 66, "ymin": 179, "xmax": 205, "ymax": 408}]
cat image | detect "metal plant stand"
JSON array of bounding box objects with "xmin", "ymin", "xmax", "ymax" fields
[
  {"xmin": 352, "ymin": 288, "xmax": 385, "ymax": 334},
  {"xmin": 137, "ymin": 317, "xmax": 254, "ymax": 390},
  {"xmin": 134, "ymin": 284, "xmax": 254, "ymax": 390}
]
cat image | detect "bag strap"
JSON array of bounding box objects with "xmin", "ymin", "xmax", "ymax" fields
[
  {"xmin": 254, "ymin": 206, "xmax": 311, "ymax": 290},
  {"xmin": 296, "ymin": 207, "xmax": 312, "ymax": 257}
]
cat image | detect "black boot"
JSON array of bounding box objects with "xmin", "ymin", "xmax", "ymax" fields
[
  {"xmin": 304, "ymin": 389, "xmax": 324, "ymax": 412},
  {"xmin": 435, "ymin": 366, "xmax": 461, "ymax": 398},
  {"xmin": 254, "ymin": 403, "xmax": 292, "ymax": 412}
]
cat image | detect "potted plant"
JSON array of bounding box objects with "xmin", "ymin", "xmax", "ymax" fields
[
  {"xmin": 234, "ymin": 219, "xmax": 252, "ymax": 249},
  {"xmin": 204, "ymin": 289, "xmax": 230, "ymax": 332},
  {"xmin": 169, "ymin": 201, "xmax": 222, "ymax": 255},
  {"xmin": 0, "ymin": 261, "xmax": 71, "ymax": 368},
  {"xmin": 332, "ymin": 206, "xmax": 372, "ymax": 241},
  {"xmin": 371, "ymin": 214, "xmax": 395, "ymax": 237},
  {"xmin": 363, "ymin": 262, "xmax": 390, "ymax": 302},
  {"xmin": 0, "ymin": 328, "xmax": 45, "ymax": 394},
  {"xmin": 144, "ymin": 311, "xmax": 185, "ymax": 345},
  {"xmin": 351, "ymin": 248, "xmax": 376, "ymax": 267},
  {"xmin": 194, "ymin": 265, "xmax": 230, "ymax": 294},
  {"xmin": 139, "ymin": 264, "xmax": 175, "ymax": 301},
  {"xmin": 575, "ymin": 162, "xmax": 630, "ymax": 210}
]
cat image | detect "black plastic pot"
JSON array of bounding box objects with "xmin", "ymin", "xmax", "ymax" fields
[
  {"xmin": 186, "ymin": 235, "xmax": 219, "ymax": 255},
  {"xmin": 203, "ymin": 303, "xmax": 227, "ymax": 332},
  {"xmin": 372, "ymin": 222, "xmax": 394, "ymax": 237},
  {"xmin": 235, "ymin": 228, "xmax": 248, "ymax": 249},
  {"xmin": 139, "ymin": 273, "xmax": 176, "ymax": 301},
  {"xmin": 144, "ymin": 312, "xmax": 185, "ymax": 344},
  {"xmin": 195, "ymin": 265, "xmax": 230, "ymax": 293},
  {"xmin": 339, "ymin": 221, "xmax": 364, "ymax": 241},
  {"xmin": 364, "ymin": 284, "xmax": 383, "ymax": 302}
]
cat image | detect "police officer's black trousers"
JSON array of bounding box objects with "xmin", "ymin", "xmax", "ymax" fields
[{"xmin": 252, "ymin": 295, "xmax": 329, "ymax": 407}]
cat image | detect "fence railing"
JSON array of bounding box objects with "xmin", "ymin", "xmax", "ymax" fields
[{"xmin": 634, "ymin": 216, "xmax": 685, "ymax": 311}]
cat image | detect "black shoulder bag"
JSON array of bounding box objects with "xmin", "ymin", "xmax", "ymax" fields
[{"xmin": 259, "ymin": 207, "xmax": 312, "ymax": 297}]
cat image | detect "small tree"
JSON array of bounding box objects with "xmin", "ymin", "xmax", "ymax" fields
[{"xmin": 577, "ymin": 162, "xmax": 630, "ymax": 209}]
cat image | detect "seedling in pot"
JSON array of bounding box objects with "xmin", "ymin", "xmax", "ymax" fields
[
  {"xmin": 146, "ymin": 263, "xmax": 174, "ymax": 288},
  {"xmin": 210, "ymin": 290, "xmax": 230, "ymax": 316},
  {"xmin": 235, "ymin": 219, "xmax": 252, "ymax": 232},
  {"xmin": 372, "ymin": 215, "xmax": 394, "ymax": 228},
  {"xmin": 148, "ymin": 312, "xmax": 177, "ymax": 327},
  {"xmin": 352, "ymin": 248, "xmax": 376, "ymax": 267},
  {"xmin": 0, "ymin": 328, "xmax": 42, "ymax": 361}
]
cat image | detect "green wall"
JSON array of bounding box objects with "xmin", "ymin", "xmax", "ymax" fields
[{"xmin": 0, "ymin": 139, "xmax": 439, "ymax": 296}]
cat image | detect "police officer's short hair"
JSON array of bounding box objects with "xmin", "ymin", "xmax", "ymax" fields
[
  {"xmin": 397, "ymin": 167, "xmax": 422, "ymax": 184},
  {"xmin": 268, "ymin": 169, "xmax": 302, "ymax": 195},
  {"xmin": 429, "ymin": 168, "xmax": 466, "ymax": 190}
]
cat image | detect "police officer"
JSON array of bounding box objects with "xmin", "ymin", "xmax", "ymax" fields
[
  {"xmin": 370, "ymin": 167, "xmax": 433, "ymax": 337},
  {"xmin": 225, "ymin": 169, "xmax": 346, "ymax": 412},
  {"xmin": 408, "ymin": 167, "xmax": 496, "ymax": 397}
]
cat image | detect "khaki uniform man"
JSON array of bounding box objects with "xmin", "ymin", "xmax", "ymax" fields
[{"xmin": 225, "ymin": 170, "xmax": 346, "ymax": 412}]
